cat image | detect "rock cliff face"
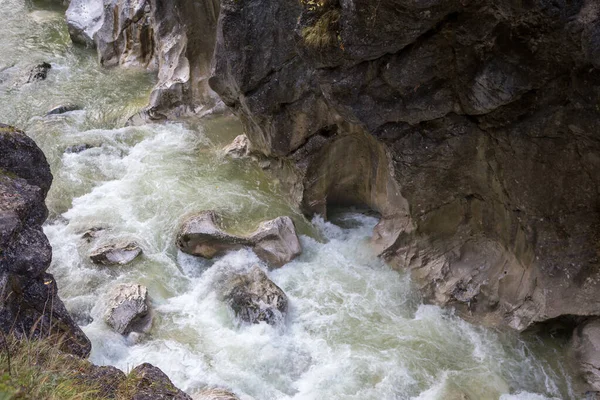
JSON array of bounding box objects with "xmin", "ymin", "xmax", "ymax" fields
[
  {"xmin": 0, "ymin": 124, "xmax": 91, "ymax": 357},
  {"xmin": 67, "ymin": 0, "xmax": 221, "ymax": 120},
  {"xmin": 209, "ymin": 0, "xmax": 600, "ymax": 335}
]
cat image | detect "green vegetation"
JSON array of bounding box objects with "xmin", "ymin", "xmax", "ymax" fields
[
  {"xmin": 301, "ymin": 9, "xmax": 341, "ymax": 48},
  {"xmin": 0, "ymin": 335, "xmax": 137, "ymax": 400}
]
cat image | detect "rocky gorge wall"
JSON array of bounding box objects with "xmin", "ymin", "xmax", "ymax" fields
[
  {"xmin": 63, "ymin": 0, "xmax": 600, "ymax": 392},
  {"xmin": 0, "ymin": 124, "xmax": 91, "ymax": 357}
]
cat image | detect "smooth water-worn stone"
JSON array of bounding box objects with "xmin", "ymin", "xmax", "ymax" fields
[
  {"xmin": 177, "ymin": 212, "xmax": 301, "ymax": 267},
  {"xmin": 193, "ymin": 388, "xmax": 240, "ymax": 400},
  {"xmin": 251, "ymin": 217, "xmax": 302, "ymax": 268},
  {"xmin": 128, "ymin": 363, "xmax": 192, "ymax": 400},
  {"xmin": 66, "ymin": 0, "xmax": 104, "ymax": 46},
  {"xmin": 0, "ymin": 124, "xmax": 91, "ymax": 358},
  {"xmin": 90, "ymin": 240, "xmax": 142, "ymax": 265},
  {"xmin": 222, "ymin": 135, "xmax": 249, "ymax": 159},
  {"xmin": 177, "ymin": 211, "xmax": 251, "ymax": 259},
  {"xmin": 221, "ymin": 266, "xmax": 288, "ymax": 325},
  {"xmin": 104, "ymin": 283, "xmax": 152, "ymax": 335}
]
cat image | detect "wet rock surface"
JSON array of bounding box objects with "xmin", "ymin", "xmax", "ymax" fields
[
  {"xmin": 209, "ymin": 0, "xmax": 600, "ymax": 333},
  {"xmin": 104, "ymin": 283, "xmax": 152, "ymax": 335},
  {"xmin": 221, "ymin": 266, "xmax": 288, "ymax": 325},
  {"xmin": 90, "ymin": 240, "xmax": 142, "ymax": 265},
  {"xmin": 67, "ymin": 0, "xmax": 221, "ymax": 120},
  {"xmin": 46, "ymin": 103, "xmax": 81, "ymax": 116},
  {"xmin": 0, "ymin": 124, "xmax": 91, "ymax": 358},
  {"xmin": 177, "ymin": 211, "xmax": 301, "ymax": 267},
  {"xmin": 26, "ymin": 62, "xmax": 51, "ymax": 83}
]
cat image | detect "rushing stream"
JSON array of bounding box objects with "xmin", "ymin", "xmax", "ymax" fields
[{"xmin": 1, "ymin": 1, "xmax": 579, "ymax": 399}]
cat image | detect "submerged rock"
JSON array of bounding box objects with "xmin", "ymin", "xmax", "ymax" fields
[
  {"xmin": 128, "ymin": 363, "xmax": 192, "ymax": 400},
  {"xmin": 177, "ymin": 212, "xmax": 301, "ymax": 267},
  {"xmin": 193, "ymin": 388, "xmax": 240, "ymax": 400},
  {"xmin": 221, "ymin": 266, "xmax": 288, "ymax": 325},
  {"xmin": 26, "ymin": 62, "xmax": 51, "ymax": 83},
  {"xmin": 90, "ymin": 240, "xmax": 142, "ymax": 265},
  {"xmin": 104, "ymin": 283, "xmax": 152, "ymax": 335},
  {"xmin": 46, "ymin": 103, "xmax": 81, "ymax": 116},
  {"xmin": 65, "ymin": 143, "xmax": 95, "ymax": 154},
  {"xmin": 222, "ymin": 135, "xmax": 249, "ymax": 159}
]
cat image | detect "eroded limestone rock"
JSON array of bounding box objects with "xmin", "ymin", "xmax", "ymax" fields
[
  {"xmin": 177, "ymin": 212, "xmax": 301, "ymax": 267},
  {"xmin": 571, "ymin": 319, "xmax": 600, "ymax": 392},
  {"xmin": 90, "ymin": 240, "xmax": 142, "ymax": 265},
  {"xmin": 221, "ymin": 266, "xmax": 288, "ymax": 325},
  {"xmin": 209, "ymin": 0, "xmax": 600, "ymax": 334},
  {"xmin": 104, "ymin": 283, "xmax": 152, "ymax": 334},
  {"xmin": 222, "ymin": 135, "xmax": 249, "ymax": 159}
]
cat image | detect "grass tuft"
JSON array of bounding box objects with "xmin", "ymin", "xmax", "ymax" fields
[{"xmin": 301, "ymin": 9, "xmax": 341, "ymax": 48}]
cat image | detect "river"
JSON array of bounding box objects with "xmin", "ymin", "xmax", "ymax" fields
[{"xmin": 0, "ymin": 1, "xmax": 577, "ymax": 399}]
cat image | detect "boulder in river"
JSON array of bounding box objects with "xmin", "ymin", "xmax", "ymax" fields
[
  {"xmin": 221, "ymin": 266, "xmax": 288, "ymax": 326},
  {"xmin": 177, "ymin": 212, "xmax": 301, "ymax": 268},
  {"xmin": 90, "ymin": 240, "xmax": 142, "ymax": 265},
  {"xmin": 251, "ymin": 216, "xmax": 302, "ymax": 268},
  {"xmin": 127, "ymin": 363, "xmax": 192, "ymax": 400},
  {"xmin": 193, "ymin": 388, "xmax": 240, "ymax": 400},
  {"xmin": 177, "ymin": 211, "xmax": 251, "ymax": 259},
  {"xmin": 104, "ymin": 283, "xmax": 152, "ymax": 335},
  {"xmin": 222, "ymin": 135, "xmax": 249, "ymax": 159},
  {"xmin": 65, "ymin": 143, "xmax": 95, "ymax": 154}
]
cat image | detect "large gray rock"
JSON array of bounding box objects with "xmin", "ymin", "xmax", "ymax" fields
[
  {"xmin": 221, "ymin": 135, "xmax": 249, "ymax": 159},
  {"xmin": 0, "ymin": 124, "xmax": 91, "ymax": 358},
  {"xmin": 90, "ymin": 240, "xmax": 142, "ymax": 265},
  {"xmin": 127, "ymin": 363, "xmax": 192, "ymax": 400},
  {"xmin": 221, "ymin": 266, "xmax": 288, "ymax": 325},
  {"xmin": 104, "ymin": 283, "xmax": 152, "ymax": 335},
  {"xmin": 177, "ymin": 212, "xmax": 301, "ymax": 267},
  {"xmin": 209, "ymin": 0, "xmax": 600, "ymax": 334}
]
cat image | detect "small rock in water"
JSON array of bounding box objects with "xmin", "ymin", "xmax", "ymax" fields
[
  {"xmin": 177, "ymin": 212, "xmax": 301, "ymax": 268},
  {"xmin": 46, "ymin": 103, "xmax": 81, "ymax": 116},
  {"xmin": 104, "ymin": 283, "xmax": 152, "ymax": 335},
  {"xmin": 222, "ymin": 134, "xmax": 249, "ymax": 159},
  {"xmin": 65, "ymin": 143, "xmax": 95, "ymax": 154},
  {"xmin": 81, "ymin": 227, "xmax": 106, "ymax": 242},
  {"xmin": 26, "ymin": 62, "xmax": 51, "ymax": 83},
  {"xmin": 193, "ymin": 388, "xmax": 240, "ymax": 400},
  {"xmin": 90, "ymin": 240, "xmax": 142, "ymax": 265},
  {"xmin": 221, "ymin": 265, "xmax": 288, "ymax": 325}
]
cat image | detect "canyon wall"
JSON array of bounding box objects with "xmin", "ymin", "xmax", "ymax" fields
[
  {"xmin": 209, "ymin": 0, "xmax": 600, "ymax": 334},
  {"xmin": 66, "ymin": 0, "xmax": 221, "ymax": 120}
]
